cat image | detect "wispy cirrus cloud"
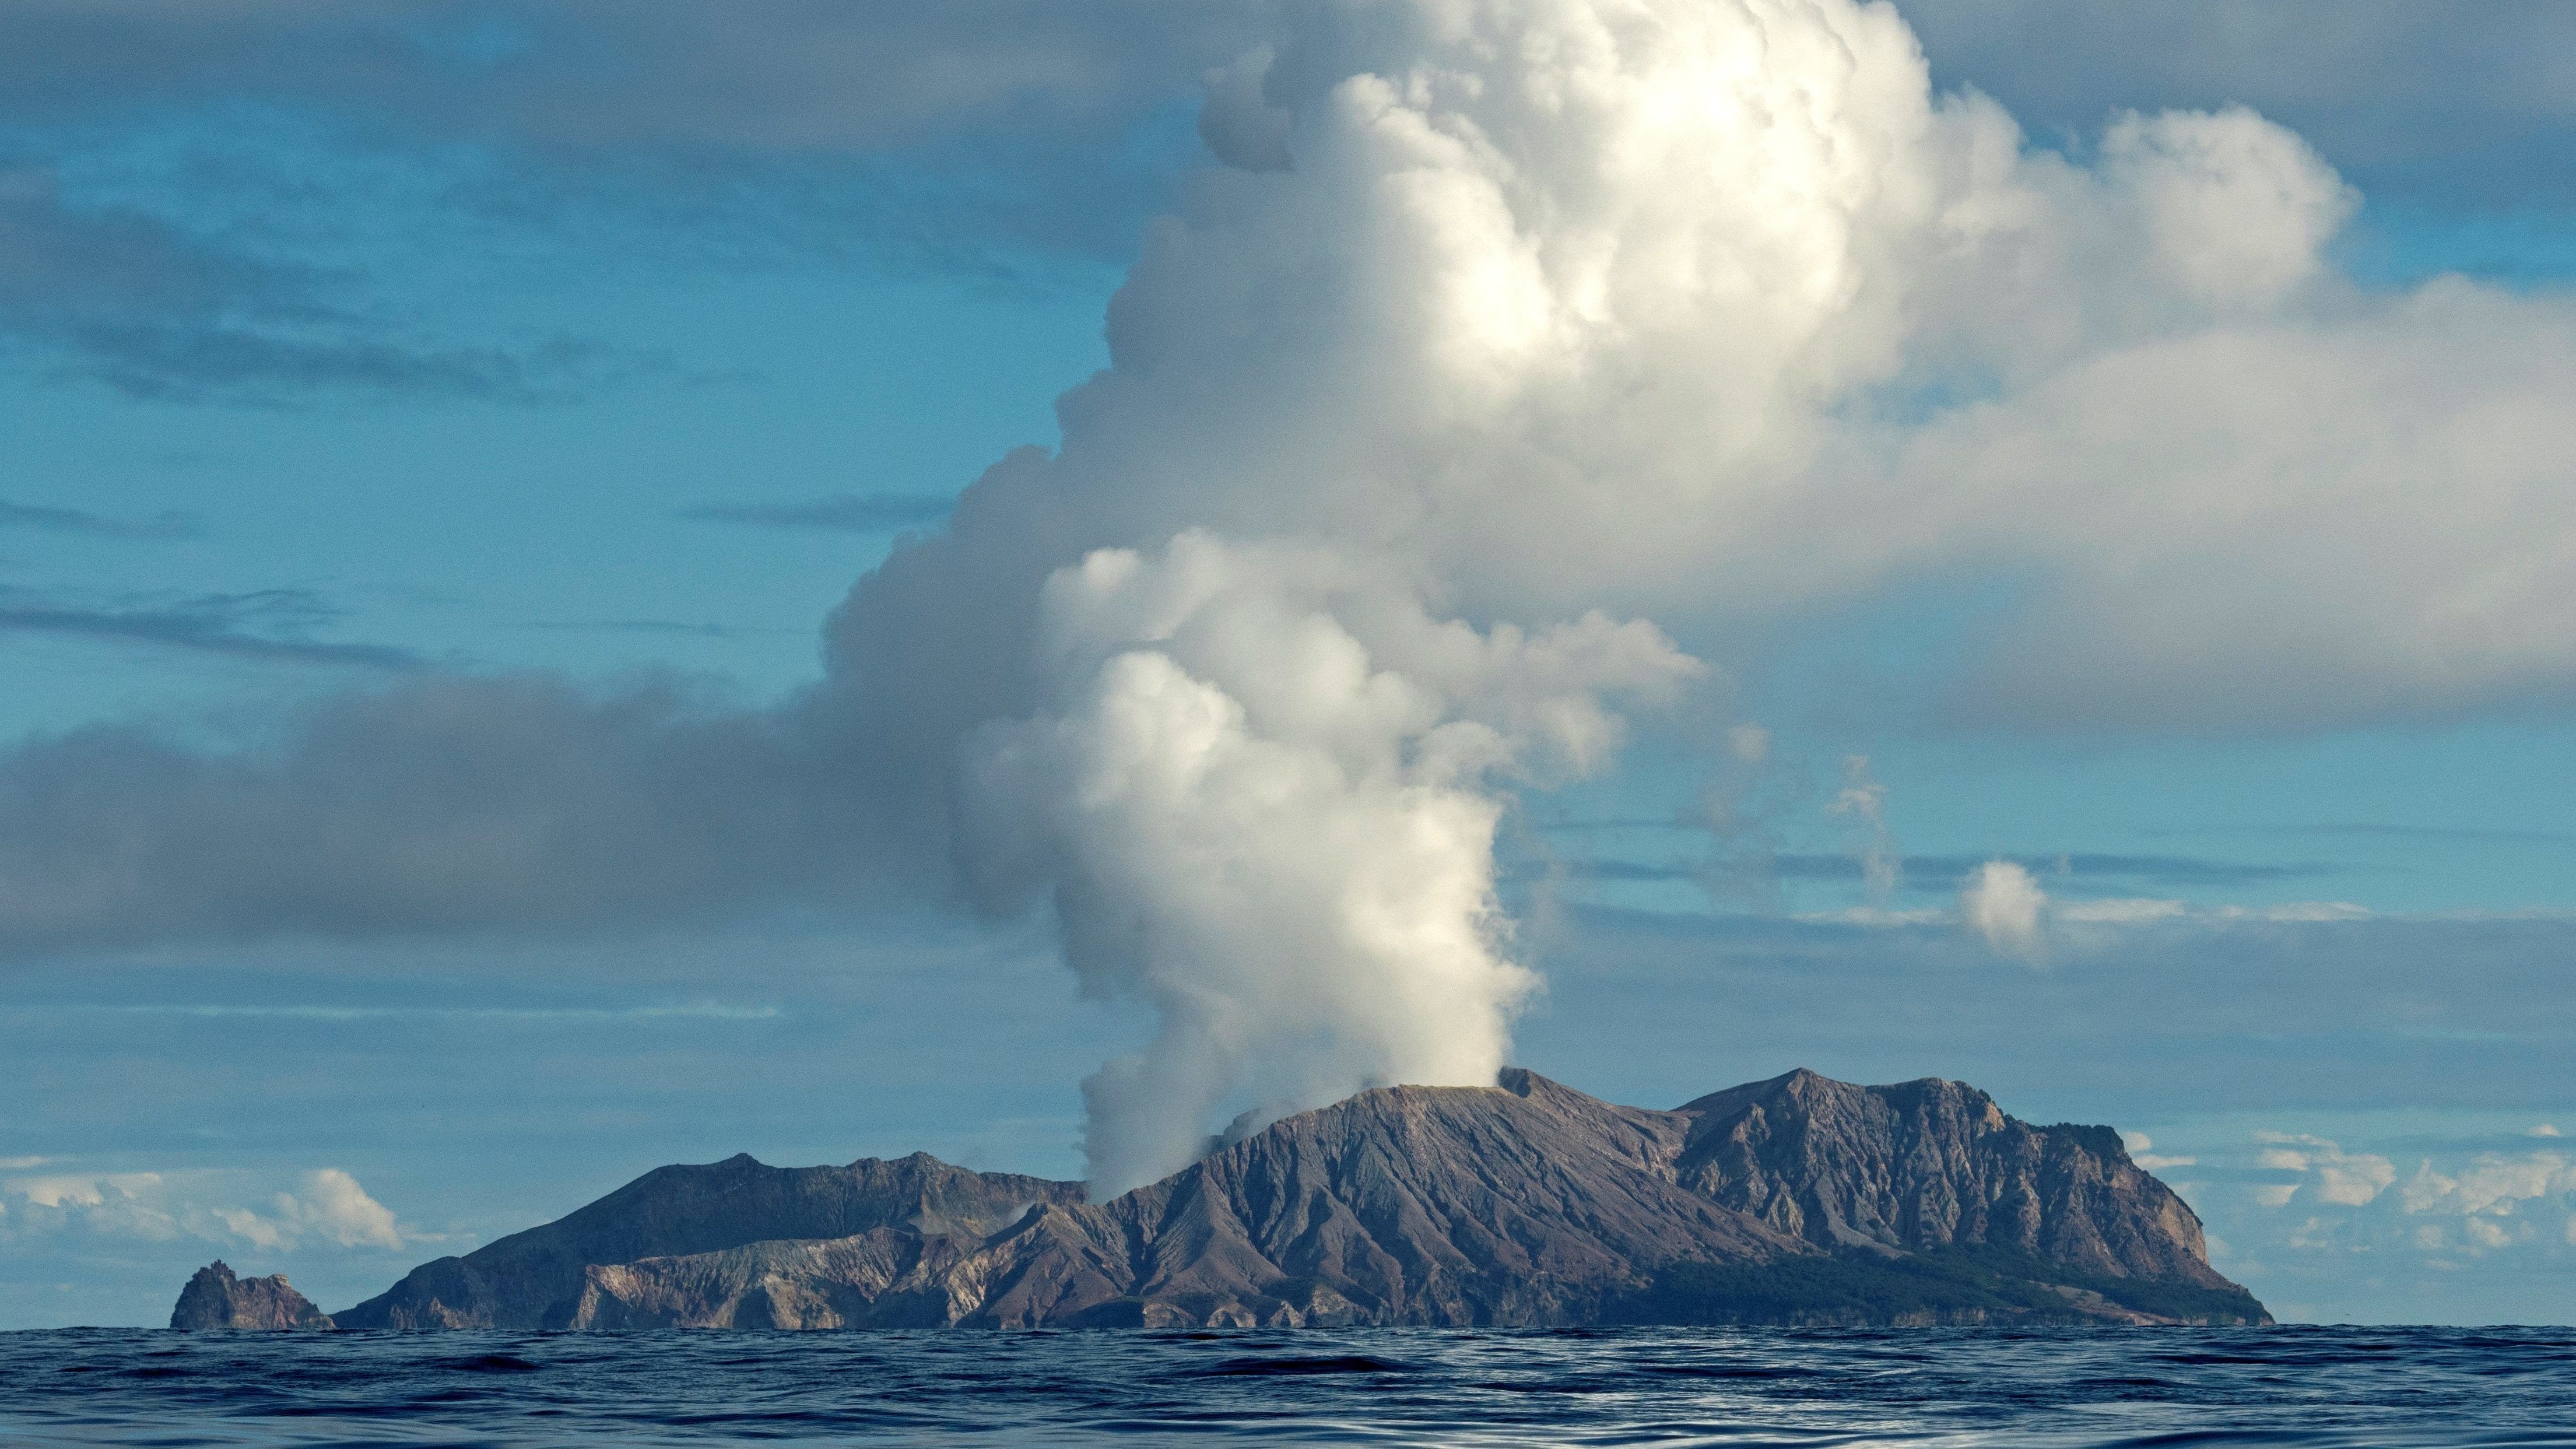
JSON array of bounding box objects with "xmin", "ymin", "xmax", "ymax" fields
[
  {"xmin": 1801, "ymin": 852, "xmax": 2328, "ymax": 889},
  {"xmin": 679, "ymin": 493, "xmax": 953, "ymax": 533},
  {"xmin": 2152, "ymin": 822, "xmax": 2576, "ymax": 847},
  {"xmin": 0, "ymin": 584, "xmax": 416, "ymax": 668},
  {"xmin": 516, "ymin": 618, "xmax": 800, "ymax": 640},
  {"xmin": 1535, "ymin": 850, "xmax": 2328, "ymax": 891},
  {"xmin": 0, "ymin": 497, "xmax": 201, "ymax": 539},
  {"xmin": 0, "ymin": 168, "xmax": 641, "ymax": 404},
  {"xmin": 4, "ymin": 1001, "xmax": 780, "ymax": 1023}
]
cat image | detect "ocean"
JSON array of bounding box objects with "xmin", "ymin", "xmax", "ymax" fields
[{"xmin": 3, "ymin": 1325, "xmax": 2571, "ymax": 1447}]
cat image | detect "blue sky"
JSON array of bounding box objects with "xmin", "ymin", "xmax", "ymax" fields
[{"xmin": 5, "ymin": 0, "xmax": 2576, "ymax": 1327}]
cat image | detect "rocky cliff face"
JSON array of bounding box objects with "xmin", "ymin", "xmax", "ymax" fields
[
  {"xmin": 177, "ymin": 1069, "xmax": 2268, "ymax": 1331},
  {"xmin": 1672, "ymin": 1070, "xmax": 2236, "ymax": 1290},
  {"xmin": 169, "ymin": 1261, "xmax": 334, "ymax": 1330}
]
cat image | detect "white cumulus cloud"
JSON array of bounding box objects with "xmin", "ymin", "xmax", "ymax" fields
[
  {"xmin": 1961, "ymin": 860, "xmax": 2048, "ymax": 963},
  {"xmin": 2400, "ymin": 1151, "xmax": 2576, "ymax": 1219},
  {"xmin": 2255, "ymin": 1133, "xmax": 2398, "ymax": 1208},
  {"xmin": 0, "ymin": 1166, "xmax": 407, "ymax": 1252}
]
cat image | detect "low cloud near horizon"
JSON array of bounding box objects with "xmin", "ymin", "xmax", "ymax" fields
[
  {"xmin": 11, "ymin": 903, "xmax": 2573, "ymax": 1325},
  {"xmin": 1, "ymin": 1164, "xmax": 411, "ymax": 1256}
]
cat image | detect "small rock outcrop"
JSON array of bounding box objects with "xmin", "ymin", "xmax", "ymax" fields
[
  {"xmin": 184, "ymin": 1069, "xmax": 2269, "ymax": 1331},
  {"xmin": 169, "ymin": 1261, "xmax": 334, "ymax": 1330}
]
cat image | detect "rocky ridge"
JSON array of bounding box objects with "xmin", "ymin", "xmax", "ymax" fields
[
  {"xmin": 334, "ymin": 1151, "xmax": 1078, "ymax": 1329},
  {"xmin": 177, "ymin": 1069, "xmax": 2268, "ymax": 1330},
  {"xmin": 1674, "ymin": 1071, "xmax": 2233, "ymax": 1285}
]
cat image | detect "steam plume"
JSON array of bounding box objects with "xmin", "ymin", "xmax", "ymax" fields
[
  {"xmin": 9, "ymin": 0, "xmax": 2576, "ymax": 1192},
  {"xmin": 960, "ymin": 533, "xmax": 1694, "ymax": 1190},
  {"xmin": 1830, "ymin": 756, "xmax": 1901, "ymax": 903}
]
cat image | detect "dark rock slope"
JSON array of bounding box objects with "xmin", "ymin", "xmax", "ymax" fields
[
  {"xmin": 169, "ymin": 1261, "xmax": 334, "ymax": 1329},
  {"xmin": 1673, "ymin": 1070, "xmax": 2236, "ymax": 1289},
  {"xmin": 334, "ymin": 1152, "xmax": 1080, "ymax": 1329},
  {"xmin": 174, "ymin": 1069, "xmax": 2268, "ymax": 1330},
  {"xmin": 1053, "ymin": 1069, "xmax": 1803, "ymax": 1327}
]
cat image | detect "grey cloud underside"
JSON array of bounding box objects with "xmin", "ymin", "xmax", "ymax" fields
[
  {"xmin": 1900, "ymin": 0, "xmax": 2576, "ymax": 208},
  {"xmin": 0, "ymin": 673, "xmax": 946, "ymax": 960},
  {"xmin": 7, "ymin": 0, "xmax": 2562, "ymax": 215},
  {"xmin": 8, "ymin": 0, "xmax": 2566, "ymax": 314},
  {"xmin": 680, "ymin": 494, "xmax": 955, "ymax": 533},
  {"xmin": 2, "ymin": 2, "xmax": 1274, "ymax": 275},
  {"xmin": 0, "ymin": 2, "xmax": 1269, "ymax": 155},
  {"xmin": 0, "ymin": 464, "xmax": 1029, "ymax": 959}
]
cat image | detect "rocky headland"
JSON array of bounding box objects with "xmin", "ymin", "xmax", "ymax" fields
[{"xmin": 176, "ymin": 1069, "xmax": 2269, "ymax": 1329}]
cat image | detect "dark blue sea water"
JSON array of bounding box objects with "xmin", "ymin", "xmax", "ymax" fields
[{"xmin": 3, "ymin": 1327, "xmax": 2572, "ymax": 1447}]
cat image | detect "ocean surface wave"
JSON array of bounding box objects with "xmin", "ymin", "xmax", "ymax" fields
[{"xmin": 3, "ymin": 1325, "xmax": 2572, "ymax": 1447}]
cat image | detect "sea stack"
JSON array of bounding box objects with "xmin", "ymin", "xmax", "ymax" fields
[{"xmin": 169, "ymin": 1261, "xmax": 335, "ymax": 1331}]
